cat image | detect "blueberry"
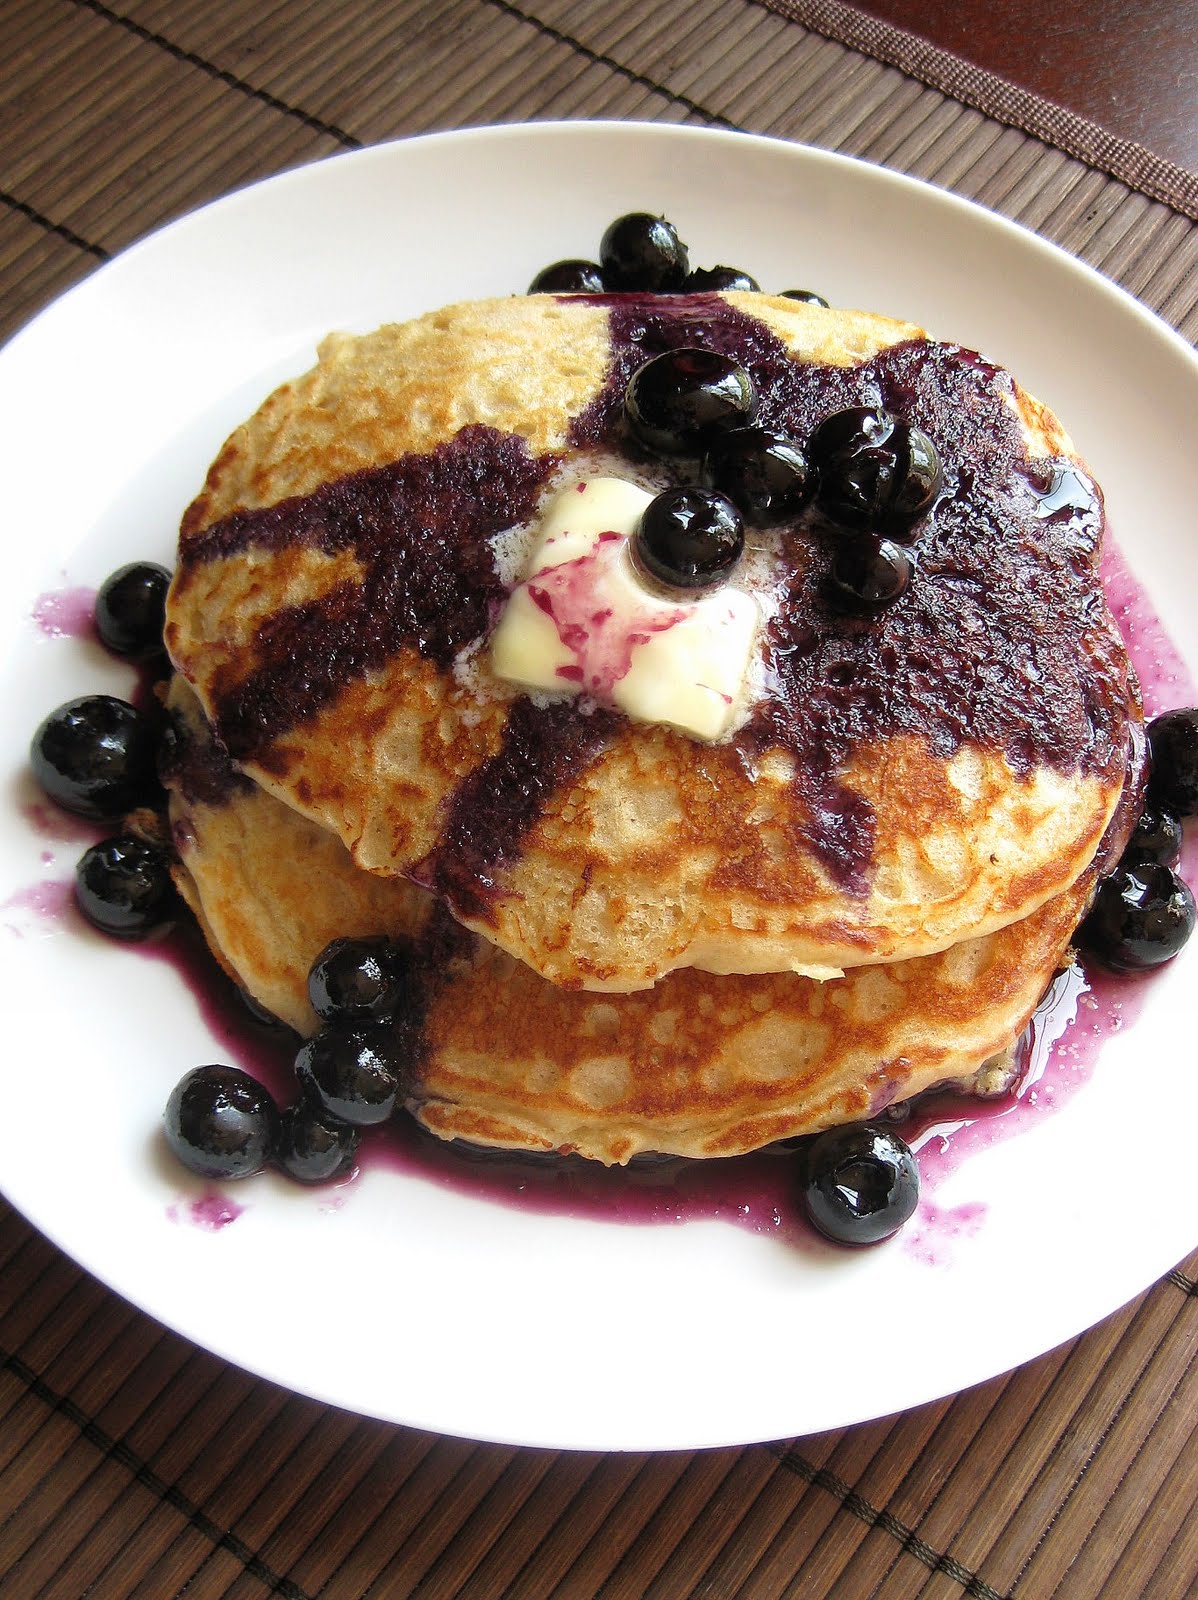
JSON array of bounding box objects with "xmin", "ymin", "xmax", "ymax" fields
[
  {"xmin": 781, "ymin": 289, "xmax": 829, "ymax": 307},
  {"xmin": 295, "ymin": 1025, "xmax": 402, "ymax": 1127},
  {"xmin": 704, "ymin": 426, "xmax": 813, "ymax": 526},
  {"xmin": 275, "ymin": 1102, "xmax": 360, "ymax": 1184},
  {"xmin": 625, "ymin": 348, "xmax": 758, "ymax": 457},
  {"xmin": 634, "ymin": 488, "xmax": 744, "ymax": 591},
  {"xmin": 1146, "ymin": 708, "xmax": 1198, "ymax": 817},
  {"xmin": 801, "ymin": 1124, "xmax": 920, "ymax": 1245},
  {"xmin": 599, "ymin": 213, "xmax": 689, "ymax": 291},
  {"xmin": 308, "ymin": 936, "xmax": 409, "ymax": 1023},
  {"xmin": 809, "ymin": 406, "xmax": 942, "ymax": 533},
  {"xmin": 31, "ymin": 695, "xmax": 159, "ymax": 820},
  {"xmin": 164, "ymin": 1064, "xmax": 279, "ymax": 1180},
  {"xmin": 95, "ymin": 561, "xmax": 172, "ymax": 660},
  {"xmin": 1123, "ymin": 804, "xmax": 1183, "ymax": 869},
  {"xmin": 528, "ymin": 259, "xmax": 606, "ymax": 294},
  {"xmin": 683, "ymin": 266, "xmax": 761, "ymax": 292},
  {"xmin": 1080, "ymin": 859, "xmax": 1195, "ymax": 973},
  {"xmin": 828, "ymin": 534, "xmax": 913, "ymax": 611},
  {"xmin": 75, "ymin": 834, "xmax": 176, "ymax": 938}
]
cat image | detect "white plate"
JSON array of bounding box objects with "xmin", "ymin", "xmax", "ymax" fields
[{"xmin": 1, "ymin": 124, "xmax": 1195, "ymax": 1452}]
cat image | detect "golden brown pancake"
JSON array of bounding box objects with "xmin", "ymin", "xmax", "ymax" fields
[
  {"xmin": 164, "ymin": 682, "xmax": 1090, "ymax": 1163},
  {"xmin": 165, "ymin": 292, "xmax": 1139, "ymax": 991}
]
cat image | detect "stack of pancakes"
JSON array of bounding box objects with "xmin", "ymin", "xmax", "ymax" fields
[{"xmin": 162, "ymin": 292, "xmax": 1142, "ymax": 1163}]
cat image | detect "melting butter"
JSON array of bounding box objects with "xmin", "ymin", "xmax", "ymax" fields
[{"xmin": 490, "ymin": 477, "xmax": 759, "ymax": 740}]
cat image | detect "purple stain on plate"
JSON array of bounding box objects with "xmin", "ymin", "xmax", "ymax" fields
[
  {"xmin": 367, "ymin": 1120, "xmax": 802, "ymax": 1238},
  {"xmin": 20, "ymin": 799, "xmax": 107, "ymax": 846},
  {"xmin": 1, "ymin": 877, "xmax": 76, "ymax": 934},
  {"xmin": 902, "ymin": 1198, "xmax": 988, "ymax": 1267},
  {"xmin": 1101, "ymin": 538, "xmax": 1197, "ymax": 718},
  {"xmin": 31, "ymin": 584, "xmax": 98, "ymax": 641},
  {"xmin": 168, "ymin": 1192, "xmax": 245, "ymax": 1230}
]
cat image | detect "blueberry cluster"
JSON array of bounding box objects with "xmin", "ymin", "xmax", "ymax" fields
[
  {"xmin": 809, "ymin": 406, "xmax": 942, "ymax": 611},
  {"xmin": 30, "ymin": 561, "xmax": 177, "ymax": 938},
  {"xmin": 163, "ymin": 936, "xmax": 415, "ymax": 1186},
  {"xmin": 1080, "ymin": 709, "xmax": 1198, "ymax": 973},
  {"xmin": 619, "ymin": 349, "xmax": 942, "ymax": 606},
  {"xmin": 526, "ymin": 210, "xmax": 828, "ymax": 304},
  {"xmin": 27, "ymin": 557, "xmax": 419, "ymax": 1193}
]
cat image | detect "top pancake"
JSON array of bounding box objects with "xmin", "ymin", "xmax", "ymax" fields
[{"xmin": 166, "ymin": 292, "xmax": 1140, "ymax": 991}]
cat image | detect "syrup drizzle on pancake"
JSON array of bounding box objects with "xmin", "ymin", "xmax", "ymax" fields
[
  {"xmin": 189, "ymin": 425, "xmax": 558, "ymax": 767},
  {"xmin": 181, "ymin": 302, "xmax": 1135, "ymax": 905},
  {"xmin": 410, "ymin": 697, "xmax": 620, "ymax": 925}
]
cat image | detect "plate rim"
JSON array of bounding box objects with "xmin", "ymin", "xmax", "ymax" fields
[{"xmin": 1, "ymin": 120, "xmax": 1196, "ymax": 1452}]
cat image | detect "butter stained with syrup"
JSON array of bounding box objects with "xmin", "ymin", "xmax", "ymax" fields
[{"xmin": 489, "ymin": 477, "xmax": 760, "ymax": 740}]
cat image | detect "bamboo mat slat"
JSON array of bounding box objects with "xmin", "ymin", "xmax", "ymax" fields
[{"xmin": 2, "ymin": 0, "xmax": 1197, "ymax": 1593}]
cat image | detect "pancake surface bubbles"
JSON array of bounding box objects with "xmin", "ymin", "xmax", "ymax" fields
[{"xmin": 166, "ymin": 292, "xmax": 1140, "ymax": 991}]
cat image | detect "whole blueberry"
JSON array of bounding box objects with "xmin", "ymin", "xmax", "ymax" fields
[
  {"xmin": 810, "ymin": 406, "xmax": 942, "ymax": 533},
  {"xmin": 683, "ymin": 265, "xmax": 761, "ymax": 292},
  {"xmin": 1123, "ymin": 804, "xmax": 1183, "ymax": 869},
  {"xmin": 75, "ymin": 834, "xmax": 176, "ymax": 938},
  {"xmin": 275, "ymin": 1102, "xmax": 360, "ymax": 1184},
  {"xmin": 801, "ymin": 1124, "xmax": 920, "ymax": 1245},
  {"xmin": 599, "ymin": 213, "xmax": 689, "ymax": 291},
  {"xmin": 295, "ymin": 1025, "xmax": 402, "ymax": 1126},
  {"xmin": 164, "ymin": 1064, "xmax": 279, "ymax": 1180},
  {"xmin": 634, "ymin": 488, "xmax": 744, "ymax": 591},
  {"xmin": 1080, "ymin": 860, "xmax": 1195, "ymax": 973},
  {"xmin": 781, "ymin": 289, "xmax": 830, "ymax": 306},
  {"xmin": 1146, "ymin": 708, "xmax": 1198, "ymax": 817},
  {"xmin": 308, "ymin": 936, "xmax": 409, "ymax": 1023},
  {"xmin": 528, "ymin": 259, "xmax": 606, "ymax": 294},
  {"xmin": 95, "ymin": 561, "xmax": 172, "ymax": 660},
  {"xmin": 31, "ymin": 695, "xmax": 159, "ymax": 819},
  {"xmin": 828, "ymin": 533, "xmax": 913, "ymax": 611},
  {"xmin": 625, "ymin": 348, "xmax": 758, "ymax": 457},
  {"xmin": 704, "ymin": 426, "xmax": 813, "ymax": 525}
]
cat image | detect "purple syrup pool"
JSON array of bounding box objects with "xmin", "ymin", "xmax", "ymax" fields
[
  {"xmin": 167, "ymin": 1191, "xmax": 246, "ymax": 1231},
  {"xmin": 130, "ymin": 921, "xmax": 299, "ymax": 1107},
  {"xmin": 31, "ymin": 584, "xmax": 97, "ymax": 641},
  {"xmin": 1100, "ymin": 540, "xmax": 1193, "ymax": 718}
]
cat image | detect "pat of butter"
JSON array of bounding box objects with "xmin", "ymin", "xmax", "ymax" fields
[{"xmin": 490, "ymin": 477, "xmax": 758, "ymax": 740}]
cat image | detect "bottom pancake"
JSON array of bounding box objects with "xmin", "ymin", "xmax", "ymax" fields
[{"xmin": 166, "ymin": 682, "xmax": 1092, "ymax": 1164}]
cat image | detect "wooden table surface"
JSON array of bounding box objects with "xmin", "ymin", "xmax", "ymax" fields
[
  {"xmin": 856, "ymin": 0, "xmax": 1198, "ymax": 173},
  {"xmin": 1, "ymin": 2, "xmax": 1196, "ymax": 1597}
]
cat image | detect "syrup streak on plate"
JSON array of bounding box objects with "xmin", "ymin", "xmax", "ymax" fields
[{"xmin": 0, "ymin": 125, "xmax": 1196, "ymax": 1452}]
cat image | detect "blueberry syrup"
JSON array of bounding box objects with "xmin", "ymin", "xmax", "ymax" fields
[
  {"xmin": 178, "ymin": 425, "xmax": 558, "ymax": 767},
  {"xmin": 145, "ymin": 525, "xmax": 1191, "ymax": 1251},
  {"xmin": 11, "ymin": 526, "xmax": 1180, "ymax": 1249},
  {"xmin": 127, "ymin": 919, "xmax": 299, "ymax": 1106},
  {"xmin": 1, "ymin": 876, "xmax": 76, "ymax": 934},
  {"xmin": 179, "ymin": 304, "xmax": 1136, "ymax": 902},
  {"xmin": 411, "ymin": 697, "xmax": 619, "ymax": 926},
  {"xmin": 1100, "ymin": 540, "xmax": 1192, "ymax": 719},
  {"xmin": 19, "ymin": 800, "xmax": 107, "ymax": 847},
  {"xmin": 167, "ymin": 1192, "xmax": 245, "ymax": 1231},
  {"xmin": 30, "ymin": 584, "xmax": 98, "ymax": 641},
  {"xmin": 17, "ymin": 319, "xmax": 1191, "ymax": 1251},
  {"xmin": 365, "ymin": 1117, "xmax": 805, "ymax": 1240}
]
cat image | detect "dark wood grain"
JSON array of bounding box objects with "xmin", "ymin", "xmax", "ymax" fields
[{"xmin": 853, "ymin": 0, "xmax": 1198, "ymax": 172}]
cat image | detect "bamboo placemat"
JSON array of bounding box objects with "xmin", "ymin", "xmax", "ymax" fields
[{"xmin": 2, "ymin": 1, "xmax": 1196, "ymax": 1596}]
